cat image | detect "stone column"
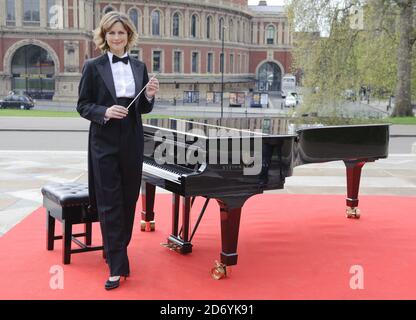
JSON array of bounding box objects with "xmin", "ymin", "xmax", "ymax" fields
[
  {"xmin": 161, "ymin": 9, "xmax": 165, "ymax": 38},
  {"xmin": 165, "ymin": 7, "xmax": 171, "ymax": 37},
  {"xmin": 252, "ymin": 21, "xmax": 258, "ymax": 44},
  {"xmin": 201, "ymin": 12, "xmax": 206, "ymax": 39},
  {"xmin": 84, "ymin": 0, "xmax": 92, "ymax": 31},
  {"xmin": 73, "ymin": 0, "xmax": 78, "ymax": 29},
  {"xmin": 144, "ymin": 4, "xmax": 149, "ymax": 36},
  {"xmin": 259, "ymin": 22, "xmax": 264, "ymax": 45},
  {"xmin": 63, "ymin": 0, "xmax": 69, "ymax": 29},
  {"xmin": 284, "ymin": 21, "xmax": 289, "ymax": 45},
  {"xmin": 184, "ymin": 8, "xmax": 189, "ymax": 38},
  {"xmin": 79, "ymin": 0, "xmax": 85, "ymax": 30},
  {"xmin": 0, "ymin": 0, "xmax": 6, "ymax": 26},
  {"xmin": 94, "ymin": 1, "xmax": 100, "ymax": 30},
  {"xmin": 213, "ymin": 12, "xmax": 218, "ymax": 41},
  {"xmin": 278, "ymin": 21, "xmax": 282, "ymax": 45},
  {"xmin": 16, "ymin": 0, "xmax": 23, "ymax": 27},
  {"xmin": 224, "ymin": 16, "xmax": 228, "ymax": 42},
  {"xmin": 40, "ymin": 0, "xmax": 47, "ymax": 28}
]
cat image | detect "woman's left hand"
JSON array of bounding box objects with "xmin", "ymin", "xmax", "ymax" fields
[{"xmin": 145, "ymin": 77, "xmax": 159, "ymax": 99}]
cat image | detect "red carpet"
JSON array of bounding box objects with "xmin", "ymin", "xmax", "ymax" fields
[{"xmin": 0, "ymin": 194, "xmax": 415, "ymax": 300}]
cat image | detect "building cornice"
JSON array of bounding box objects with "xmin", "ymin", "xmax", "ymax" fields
[
  {"xmin": 0, "ymin": 29, "xmax": 93, "ymax": 39},
  {"xmin": 95, "ymin": 0, "xmax": 284, "ymax": 20}
]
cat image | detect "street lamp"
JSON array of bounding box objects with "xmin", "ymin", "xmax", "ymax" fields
[{"xmin": 220, "ymin": 25, "xmax": 226, "ymax": 119}]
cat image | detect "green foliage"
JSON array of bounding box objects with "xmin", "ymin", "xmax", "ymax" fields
[
  {"xmin": 288, "ymin": 0, "xmax": 415, "ymax": 117},
  {"xmin": 0, "ymin": 110, "xmax": 79, "ymax": 117},
  {"xmin": 385, "ymin": 116, "xmax": 416, "ymax": 124}
]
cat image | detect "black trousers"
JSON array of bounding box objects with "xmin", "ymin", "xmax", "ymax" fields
[{"xmin": 91, "ymin": 98, "xmax": 141, "ymax": 277}]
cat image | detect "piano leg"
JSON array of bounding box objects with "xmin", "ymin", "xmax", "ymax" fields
[
  {"xmin": 172, "ymin": 193, "xmax": 180, "ymax": 237},
  {"xmin": 140, "ymin": 182, "xmax": 156, "ymax": 231},
  {"xmin": 344, "ymin": 160, "xmax": 366, "ymax": 219},
  {"xmin": 211, "ymin": 201, "xmax": 242, "ymax": 280},
  {"xmin": 165, "ymin": 194, "xmax": 193, "ymax": 254}
]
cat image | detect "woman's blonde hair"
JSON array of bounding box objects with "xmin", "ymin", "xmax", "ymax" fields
[{"xmin": 93, "ymin": 11, "xmax": 138, "ymax": 53}]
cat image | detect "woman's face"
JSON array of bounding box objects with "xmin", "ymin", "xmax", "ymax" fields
[{"xmin": 106, "ymin": 21, "xmax": 128, "ymax": 56}]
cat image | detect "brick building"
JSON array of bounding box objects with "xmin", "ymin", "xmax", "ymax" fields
[{"xmin": 0, "ymin": 0, "xmax": 293, "ymax": 102}]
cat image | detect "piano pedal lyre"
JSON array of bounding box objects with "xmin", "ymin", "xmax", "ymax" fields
[
  {"xmin": 140, "ymin": 220, "xmax": 155, "ymax": 232},
  {"xmin": 210, "ymin": 260, "xmax": 229, "ymax": 280},
  {"xmin": 346, "ymin": 207, "xmax": 360, "ymax": 219}
]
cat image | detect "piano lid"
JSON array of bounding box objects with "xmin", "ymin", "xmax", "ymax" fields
[{"xmin": 143, "ymin": 117, "xmax": 389, "ymax": 137}]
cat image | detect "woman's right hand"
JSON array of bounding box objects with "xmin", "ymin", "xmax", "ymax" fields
[{"xmin": 105, "ymin": 105, "xmax": 129, "ymax": 119}]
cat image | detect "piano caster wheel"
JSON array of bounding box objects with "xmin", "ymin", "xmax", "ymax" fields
[
  {"xmin": 160, "ymin": 242, "xmax": 180, "ymax": 252},
  {"xmin": 140, "ymin": 220, "xmax": 155, "ymax": 232},
  {"xmin": 211, "ymin": 260, "xmax": 228, "ymax": 280},
  {"xmin": 346, "ymin": 207, "xmax": 360, "ymax": 219}
]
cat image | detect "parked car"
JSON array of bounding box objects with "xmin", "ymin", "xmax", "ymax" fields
[
  {"xmin": 284, "ymin": 94, "xmax": 297, "ymax": 108},
  {"xmin": 0, "ymin": 94, "xmax": 35, "ymax": 110}
]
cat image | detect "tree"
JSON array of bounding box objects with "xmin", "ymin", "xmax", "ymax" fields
[
  {"xmin": 392, "ymin": 0, "xmax": 415, "ymax": 116},
  {"xmin": 288, "ymin": 0, "xmax": 415, "ymax": 117}
]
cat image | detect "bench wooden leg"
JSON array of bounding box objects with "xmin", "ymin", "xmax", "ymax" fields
[
  {"xmin": 84, "ymin": 222, "xmax": 92, "ymax": 246},
  {"xmin": 46, "ymin": 210, "xmax": 55, "ymax": 251},
  {"xmin": 62, "ymin": 220, "xmax": 72, "ymax": 264}
]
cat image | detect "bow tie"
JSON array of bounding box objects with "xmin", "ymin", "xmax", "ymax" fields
[{"xmin": 112, "ymin": 55, "xmax": 129, "ymax": 64}]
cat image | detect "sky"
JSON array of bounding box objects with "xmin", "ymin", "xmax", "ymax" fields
[{"xmin": 247, "ymin": 0, "xmax": 286, "ymax": 5}]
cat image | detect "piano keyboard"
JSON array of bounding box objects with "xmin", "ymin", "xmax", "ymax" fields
[{"xmin": 143, "ymin": 157, "xmax": 197, "ymax": 183}]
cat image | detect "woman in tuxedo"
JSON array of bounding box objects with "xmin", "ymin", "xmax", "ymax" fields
[{"xmin": 77, "ymin": 11, "xmax": 159, "ymax": 290}]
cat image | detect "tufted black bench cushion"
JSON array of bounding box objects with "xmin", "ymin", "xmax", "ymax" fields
[
  {"xmin": 42, "ymin": 182, "xmax": 89, "ymax": 207},
  {"xmin": 41, "ymin": 182, "xmax": 103, "ymax": 264}
]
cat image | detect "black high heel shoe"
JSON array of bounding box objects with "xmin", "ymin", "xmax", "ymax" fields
[
  {"xmin": 105, "ymin": 278, "xmax": 119, "ymax": 290},
  {"xmin": 104, "ymin": 275, "xmax": 127, "ymax": 290}
]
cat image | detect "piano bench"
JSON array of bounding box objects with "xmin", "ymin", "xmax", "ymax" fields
[{"xmin": 41, "ymin": 183, "xmax": 103, "ymax": 265}]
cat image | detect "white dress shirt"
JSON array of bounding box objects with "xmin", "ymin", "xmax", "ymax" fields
[
  {"xmin": 103, "ymin": 52, "xmax": 153, "ymax": 122},
  {"xmin": 107, "ymin": 52, "xmax": 135, "ymax": 98}
]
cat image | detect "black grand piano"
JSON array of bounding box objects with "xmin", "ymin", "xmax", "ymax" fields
[{"xmin": 140, "ymin": 117, "xmax": 389, "ymax": 279}]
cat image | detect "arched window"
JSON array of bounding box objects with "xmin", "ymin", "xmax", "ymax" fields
[
  {"xmin": 237, "ymin": 21, "xmax": 240, "ymax": 42},
  {"xmin": 219, "ymin": 18, "xmax": 224, "ymax": 40},
  {"xmin": 129, "ymin": 8, "xmax": 139, "ymax": 33},
  {"xmin": 257, "ymin": 62, "xmax": 282, "ymax": 91},
  {"xmin": 266, "ymin": 25, "xmax": 275, "ymax": 44},
  {"xmin": 229, "ymin": 19, "xmax": 234, "ymax": 42},
  {"xmin": 206, "ymin": 16, "xmax": 212, "ymax": 39},
  {"xmin": 191, "ymin": 14, "xmax": 198, "ymax": 38},
  {"xmin": 152, "ymin": 11, "xmax": 161, "ymax": 36},
  {"xmin": 11, "ymin": 44, "xmax": 55, "ymax": 99},
  {"xmin": 172, "ymin": 12, "xmax": 180, "ymax": 37}
]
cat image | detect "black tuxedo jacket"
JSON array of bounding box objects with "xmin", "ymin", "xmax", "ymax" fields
[
  {"xmin": 76, "ymin": 54, "xmax": 154, "ymax": 211},
  {"xmin": 77, "ymin": 53, "xmax": 154, "ymax": 124}
]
